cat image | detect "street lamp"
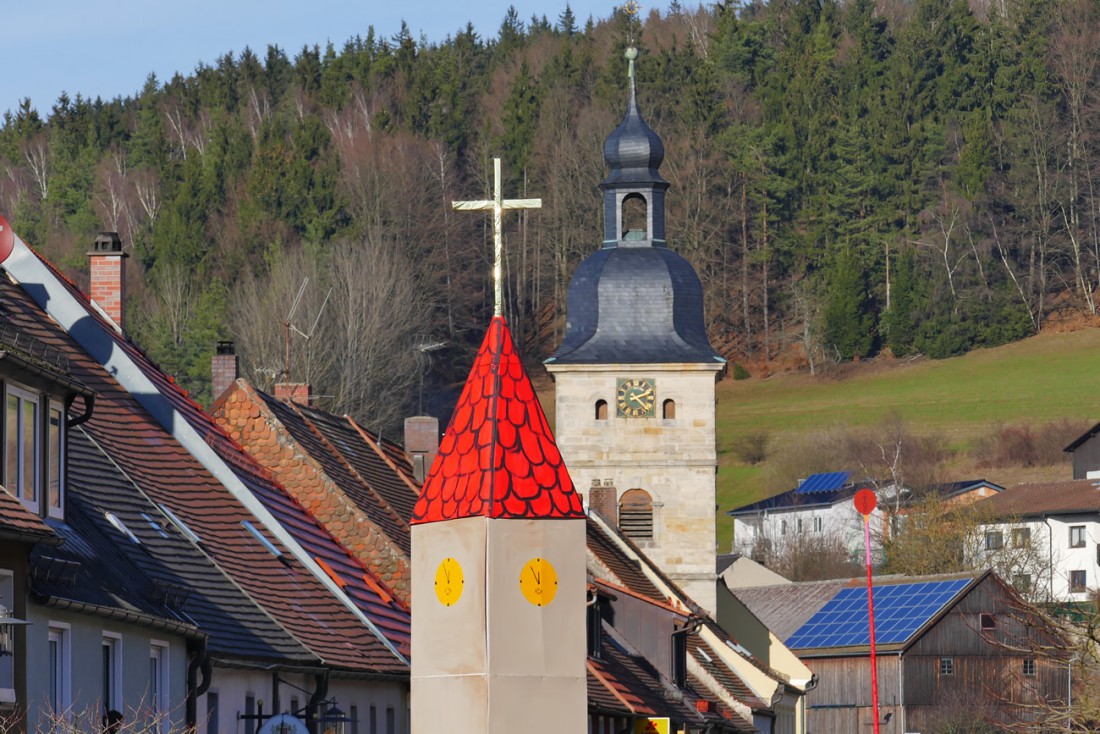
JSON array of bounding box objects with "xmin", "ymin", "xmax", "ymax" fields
[{"xmin": 319, "ymin": 705, "xmax": 355, "ymax": 734}]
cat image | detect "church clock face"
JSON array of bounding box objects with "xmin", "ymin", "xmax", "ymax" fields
[
  {"xmin": 519, "ymin": 557, "xmax": 558, "ymax": 606},
  {"xmin": 434, "ymin": 557, "xmax": 464, "ymax": 606},
  {"xmin": 616, "ymin": 377, "xmax": 656, "ymax": 417}
]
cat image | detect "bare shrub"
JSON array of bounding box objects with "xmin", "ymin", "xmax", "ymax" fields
[
  {"xmin": 972, "ymin": 419, "xmax": 1089, "ymax": 469},
  {"xmin": 771, "ymin": 533, "xmax": 862, "ymax": 582},
  {"xmin": 732, "ymin": 431, "xmax": 769, "ymax": 464}
]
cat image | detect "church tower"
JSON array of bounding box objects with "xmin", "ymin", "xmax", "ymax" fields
[
  {"xmin": 545, "ymin": 48, "xmax": 725, "ymax": 613},
  {"xmin": 410, "ymin": 304, "xmax": 587, "ymax": 726}
]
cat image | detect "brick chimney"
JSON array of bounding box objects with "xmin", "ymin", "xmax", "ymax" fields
[
  {"xmin": 88, "ymin": 232, "xmax": 127, "ymax": 328},
  {"xmin": 211, "ymin": 341, "xmax": 238, "ymax": 402},
  {"xmin": 274, "ymin": 382, "xmax": 311, "ymax": 406},
  {"xmin": 588, "ymin": 479, "xmax": 618, "ymax": 525},
  {"xmin": 404, "ymin": 415, "xmax": 440, "ymax": 483}
]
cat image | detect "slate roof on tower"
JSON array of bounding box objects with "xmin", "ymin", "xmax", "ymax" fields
[
  {"xmin": 547, "ymin": 48, "xmax": 724, "ymax": 367},
  {"xmin": 411, "ymin": 316, "xmax": 584, "ymax": 523}
]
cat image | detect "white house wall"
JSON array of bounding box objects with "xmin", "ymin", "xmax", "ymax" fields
[
  {"xmin": 24, "ymin": 604, "xmax": 189, "ymax": 732},
  {"xmin": 733, "ymin": 502, "xmax": 881, "ymax": 561},
  {"xmin": 981, "ymin": 515, "xmax": 1097, "ymax": 602}
]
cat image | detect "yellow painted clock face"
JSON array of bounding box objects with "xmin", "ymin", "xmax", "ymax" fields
[
  {"xmin": 434, "ymin": 557, "xmax": 464, "ymax": 606},
  {"xmin": 519, "ymin": 557, "xmax": 558, "ymax": 606},
  {"xmin": 616, "ymin": 377, "xmax": 656, "ymax": 417}
]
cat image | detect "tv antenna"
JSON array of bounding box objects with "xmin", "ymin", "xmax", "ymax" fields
[
  {"xmin": 283, "ymin": 278, "xmax": 332, "ymax": 381},
  {"xmin": 413, "ymin": 337, "xmax": 447, "ymax": 415}
]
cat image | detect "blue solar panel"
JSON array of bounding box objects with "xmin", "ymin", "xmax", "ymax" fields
[
  {"xmin": 785, "ymin": 579, "xmax": 971, "ymax": 649},
  {"xmin": 796, "ymin": 471, "xmax": 852, "ymax": 494}
]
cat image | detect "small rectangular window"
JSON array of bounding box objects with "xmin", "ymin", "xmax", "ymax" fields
[
  {"xmin": 780, "ymin": 520, "xmax": 787, "ymax": 536},
  {"xmin": 385, "ymin": 707, "xmax": 395, "ymax": 734},
  {"xmin": 244, "ymin": 694, "xmax": 256, "ymax": 734},
  {"xmin": 980, "ymin": 613, "xmax": 996, "ymax": 630},
  {"xmin": 1070, "ymin": 526, "xmax": 1087, "ymax": 548},
  {"xmin": 48, "ymin": 624, "xmax": 70, "ymax": 721},
  {"xmin": 5, "ymin": 386, "xmax": 40, "ymax": 513},
  {"xmin": 47, "ymin": 404, "xmax": 64, "ymax": 519},
  {"xmin": 1012, "ymin": 527, "xmax": 1031, "ymax": 548},
  {"xmin": 813, "ymin": 516, "xmax": 823, "ymax": 533},
  {"xmin": 369, "ymin": 705, "xmax": 377, "ymax": 734},
  {"xmin": 1023, "ymin": 659, "xmax": 1036, "ymax": 677},
  {"xmin": 939, "ymin": 657, "xmax": 954, "ymax": 675},
  {"xmin": 150, "ymin": 642, "xmax": 169, "ymax": 733},
  {"xmin": 102, "ymin": 634, "xmax": 121, "ymax": 711},
  {"xmin": 985, "ymin": 531, "xmax": 1003, "ymax": 550},
  {"xmin": 1071, "ymin": 570, "xmax": 1087, "ymax": 592},
  {"xmin": 797, "ymin": 518, "xmax": 804, "ymax": 534},
  {"xmin": 206, "ymin": 691, "xmax": 220, "ymax": 734}
]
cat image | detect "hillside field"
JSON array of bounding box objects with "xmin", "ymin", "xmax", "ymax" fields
[{"xmin": 537, "ymin": 327, "xmax": 1100, "ymax": 551}]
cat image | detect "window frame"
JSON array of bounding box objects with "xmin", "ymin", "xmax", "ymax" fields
[
  {"xmin": 150, "ymin": 640, "xmax": 169, "ymax": 732},
  {"xmin": 813, "ymin": 516, "xmax": 823, "ymax": 533},
  {"xmin": 984, "ymin": 531, "xmax": 1004, "ymax": 551},
  {"xmin": 1012, "ymin": 527, "xmax": 1031, "ymax": 549},
  {"xmin": 1070, "ymin": 570, "xmax": 1087, "ymax": 593},
  {"xmin": 1023, "ymin": 658, "xmax": 1036, "ymax": 677},
  {"xmin": 46, "ymin": 400, "xmax": 65, "ymax": 519},
  {"xmin": 48, "ymin": 623, "xmax": 72, "ymax": 722},
  {"xmin": 5, "ymin": 383, "xmax": 41, "ymax": 514},
  {"xmin": 102, "ymin": 632, "xmax": 122, "ymax": 712},
  {"xmin": 1070, "ymin": 525, "xmax": 1087, "ymax": 549},
  {"xmin": 939, "ymin": 657, "xmax": 954, "ymax": 676}
]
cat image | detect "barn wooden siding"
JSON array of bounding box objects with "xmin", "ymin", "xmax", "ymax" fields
[{"xmin": 803, "ymin": 576, "xmax": 1068, "ymax": 733}]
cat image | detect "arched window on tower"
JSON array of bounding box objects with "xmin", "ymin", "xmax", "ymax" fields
[
  {"xmin": 595, "ymin": 400, "xmax": 608, "ymax": 420},
  {"xmin": 662, "ymin": 399, "xmax": 676, "ymax": 420},
  {"xmin": 619, "ymin": 489, "xmax": 653, "ymax": 540},
  {"xmin": 621, "ymin": 193, "xmax": 648, "ymax": 241}
]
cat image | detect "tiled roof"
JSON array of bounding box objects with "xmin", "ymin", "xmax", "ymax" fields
[
  {"xmin": 215, "ymin": 382, "xmax": 413, "ymax": 600},
  {"xmin": 981, "ymin": 480, "xmax": 1100, "ymax": 517},
  {"xmin": 39, "ymin": 428, "xmax": 315, "ymax": 663},
  {"xmin": 0, "ymin": 488, "xmax": 56, "ymax": 543},
  {"xmin": 729, "ymin": 581, "xmax": 850, "ymax": 641},
  {"xmin": 412, "ymin": 317, "xmax": 584, "ymax": 523},
  {"xmin": 0, "ymin": 268, "xmax": 408, "ymax": 674},
  {"xmin": 586, "ymin": 518, "xmax": 666, "ymax": 601}
]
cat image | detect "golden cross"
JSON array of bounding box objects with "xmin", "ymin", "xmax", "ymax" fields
[{"xmin": 453, "ymin": 157, "xmax": 542, "ymax": 317}]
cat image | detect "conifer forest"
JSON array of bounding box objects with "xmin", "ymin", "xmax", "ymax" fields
[{"xmin": 2, "ymin": 0, "xmax": 1097, "ymax": 427}]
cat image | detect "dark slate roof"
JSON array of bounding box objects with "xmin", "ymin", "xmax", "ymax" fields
[
  {"xmin": 0, "ymin": 270, "xmax": 408, "ymax": 674},
  {"xmin": 36, "ymin": 428, "xmax": 314, "ymax": 663},
  {"xmin": 1064, "ymin": 422, "xmax": 1100, "ymax": 452},
  {"xmin": 546, "ymin": 246, "xmax": 724, "ymax": 365}
]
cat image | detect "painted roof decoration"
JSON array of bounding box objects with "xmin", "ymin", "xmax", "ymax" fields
[{"xmin": 412, "ymin": 316, "xmax": 584, "ymax": 523}]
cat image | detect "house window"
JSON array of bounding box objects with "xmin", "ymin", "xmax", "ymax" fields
[
  {"xmin": 0, "ymin": 572, "xmax": 13, "ymax": 701},
  {"xmin": 1070, "ymin": 526, "xmax": 1086, "ymax": 548},
  {"xmin": 385, "ymin": 707, "xmax": 395, "ymax": 734},
  {"xmin": 349, "ymin": 706, "xmax": 359, "ymax": 734},
  {"xmin": 939, "ymin": 657, "xmax": 954, "ymax": 675},
  {"xmin": 1012, "ymin": 528, "xmax": 1031, "ymax": 548},
  {"xmin": 1013, "ymin": 573, "xmax": 1033, "ymax": 594},
  {"xmin": 102, "ymin": 633, "xmax": 122, "ymax": 711},
  {"xmin": 47, "ymin": 404, "xmax": 64, "ymax": 519},
  {"xmin": 369, "ymin": 705, "xmax": 377, "ymax": 734},
  {"xmin": 595, "ymin": 400, "xmax": 608, "ymax": 421},
  {"xmin": 980, "ymin": 613, "xmax": 996, "ymax": 631},
  {"xmin": 587, "ymin": 600, "xmax": 603, "ymax": 658},
  {"xmin": 1023, "ymin": 659, "xmax": 1036, "ymax": 677},
  {"xmin": 48, "ymin": 624, "xmax": 71, "ymax": 721},
  {"xmin": 244, "ymin": 695, "xmax": 256, "ymax": 734},
  {"xmin": 671, "ymin": 628, "xmax": 688, "ymax": 687},
  {"xmin": 150, "ymin": 641, "xmax": 169, "ymax": 732},
  {"xmin": 206, "ymin": 691, "xmax": 219, "ymax": 734},
  {"xmin": 813, "ymin": 517, "xmax": 823, "ymax": 533},
  {"xmin": 662, "ymin": 399, "xmax": 676, "ymax": 420},
  {"xmin": 797, "ymin": 518, "xmax": 804, "ymax": 534},
  {"xmin": 1070, "ymin": 570, "xmax": 1087, "ymax": 592},
  {"xmin": 780, "ymin": 520, "xmax": 788, "ymax": 536},
  {"xmin": 5, "ymin": 385, "xmax": 39, "ymax": 513},
  {"xmin": 985, "ymin": 531, "xmax": 1003, "ymax": 550},
  {"xmin": 619, "ymin": 489, "xmax": 653, "ymax": 541}
]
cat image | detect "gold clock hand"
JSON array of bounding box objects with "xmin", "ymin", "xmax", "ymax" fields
[{"xmin": 443, "ymin": 563, "xmax": 451, "ymax": 583}]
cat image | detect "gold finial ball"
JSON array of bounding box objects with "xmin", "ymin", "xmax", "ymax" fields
[
  {"xmin": 625, "ymin": 46, "xmax": 639, "ymax": 61},
  {"xmin": 621, "ymin": 0, "xmax": 641, "ymax": 17}
]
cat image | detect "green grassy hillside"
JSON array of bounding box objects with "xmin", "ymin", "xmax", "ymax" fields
[{"xmin": 714, "ymin": 328, "xmax": 1100, "ymax": 549}]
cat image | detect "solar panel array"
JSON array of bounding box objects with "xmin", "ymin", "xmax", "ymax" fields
[
  {"xmin": 785, "ymin": 579, "xmax": 971, "ymax": 649},
  {"xmin": 795, "ymin": 471, "xmax": 851, "ymax": 494}
]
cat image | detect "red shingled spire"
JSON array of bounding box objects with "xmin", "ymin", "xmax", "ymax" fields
[{"xmin": 411, "ymin": 316, "xmax": 584, "ymax": 524}]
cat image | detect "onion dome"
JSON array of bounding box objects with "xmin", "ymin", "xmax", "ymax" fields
[{"xmin": 546, "ymin": 49, "xmax": 724, "ymax": 366}]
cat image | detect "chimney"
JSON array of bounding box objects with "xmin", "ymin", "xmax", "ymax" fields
[
  {"xmin": 588, "ymin": 479, "xmax": 617, "ymax": 525},
  {"xmin": 88, "ymin": 232, "xmax": 127, "ymax": 328},
  {"xmin": 404, "ymin": 415, "xmax": 440, "ymax": 483},
  {"xmin": 211, "ymin": 341, "xmax": 238, "ymax": 402},
  {"xmin": 274, "ymin": 383, "xmax": 311, "ymax": 406}
]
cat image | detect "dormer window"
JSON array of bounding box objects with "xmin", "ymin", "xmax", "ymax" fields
[{"xmin": 4, "ymin": 383, "xmax": 66, "ymax": 518}]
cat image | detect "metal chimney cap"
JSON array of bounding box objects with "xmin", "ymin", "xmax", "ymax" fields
[{"xmin": 91, "ymin": 232, "xmax": 124, "ymax": 255}]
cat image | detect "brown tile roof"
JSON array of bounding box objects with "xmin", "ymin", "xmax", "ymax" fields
[
  {"xmin": 980, "ymin": 479, "xmax": 1100, "ymax": 517},
  {"xmin": 0, "ymin": 487, "xmax": 56, "ymax": 543},
  {"xmin": 0, "ymin": 270, "xmax": 408, "ymax": 674},
  {"xmin": 586, "ymin": 517, "xmax": 666, "ymax": 601}
]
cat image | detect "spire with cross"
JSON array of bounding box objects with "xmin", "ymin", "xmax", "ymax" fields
[{"xmin": 452, "ymin": 157, "xmax": 542, "ymax": 316}]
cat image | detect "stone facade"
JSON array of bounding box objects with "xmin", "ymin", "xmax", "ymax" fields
[{"xmin": 548, "ymin": 362, "xmax": 722, "ymax": 612}]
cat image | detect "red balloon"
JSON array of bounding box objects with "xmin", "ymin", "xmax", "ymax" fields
[
  {"xmin": 854, "ymin": 488, "xmax": 877, "ymax": 516},
  {"xmin": 0, "ymin": 216, "xmax": 13, "ymax": 264}
]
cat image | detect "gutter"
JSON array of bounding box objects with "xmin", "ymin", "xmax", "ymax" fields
[
  {"xmin": 3, "ymin": 234, "xmax": 409, "ymax": 668},
  {"xmin": 35, "ymin": 594, "xmax": 205, "ymax": 640}
]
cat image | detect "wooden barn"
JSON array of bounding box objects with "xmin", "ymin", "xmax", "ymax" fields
[{"xmin": 729, "ymin": 572, "xmax": 1068, "ymax": 733}]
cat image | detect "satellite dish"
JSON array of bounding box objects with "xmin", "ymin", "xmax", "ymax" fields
[
  {"xmin": 0, "ymin": 216, "xmax": 14, "ymax": 264},
  {"xmin": 257, "ymin": 713, "xmax": 309, "ymax": 734}
]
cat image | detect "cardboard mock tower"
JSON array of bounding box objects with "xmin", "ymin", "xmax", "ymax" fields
[{"xmin": 410, "ymin": 212, "xmax": 587, "ymax": 730}]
